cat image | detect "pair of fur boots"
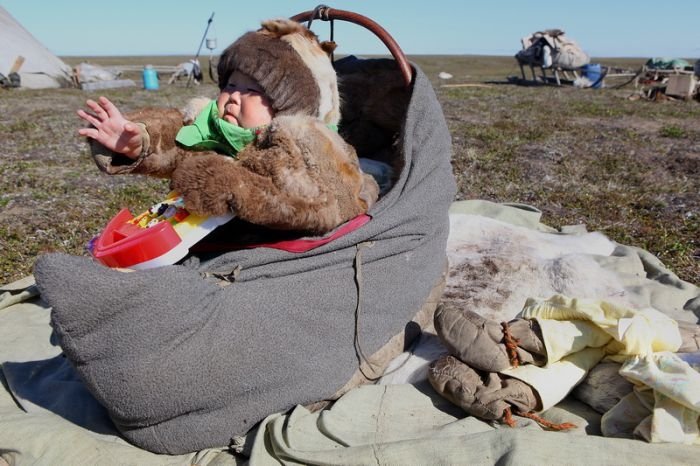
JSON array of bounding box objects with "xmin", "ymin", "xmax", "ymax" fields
[
  {"xmin": 428, "ymin": 303, "xmax": 700, "ymax": 429},
  {"xmin": 428, "ymin": 304, "xmax": 548, "ymax": 426}
]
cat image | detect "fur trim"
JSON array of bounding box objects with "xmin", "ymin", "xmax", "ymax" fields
[
  {"xmin": 282, "ymin": 30, "xmax": 340, "ymax": 124},
  {"xmin": 181, "ymin": 97, "xmax": 212, "ymax": 125}
]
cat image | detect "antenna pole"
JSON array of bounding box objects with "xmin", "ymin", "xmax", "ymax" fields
[{"xmin": 187, "ymin": 12, "xmax": 215, "ymax": 88}]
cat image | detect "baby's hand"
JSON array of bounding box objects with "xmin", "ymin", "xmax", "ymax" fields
[{"xmin": 77, "ymin": 96, "xmax": 143, "ymax": 159}]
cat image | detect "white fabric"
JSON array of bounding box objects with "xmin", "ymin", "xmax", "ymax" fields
[
  {"xmin": 605, "ymin": 352, "xmax": 700, "ymax": 443},
  {"xmin": 517, "ymin": 30, "xmax": 590, "ymax": 69},
  {"xmin": 75, "ymin": 63, "xmax": 120, "ymax": 83}
]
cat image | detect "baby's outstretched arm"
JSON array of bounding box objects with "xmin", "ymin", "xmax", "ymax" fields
[{"xmin": 77, "ymin": 96, "xmax": 143, "ymax": 159}]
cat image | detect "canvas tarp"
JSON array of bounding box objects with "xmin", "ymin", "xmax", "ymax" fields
[
  {"xmin": 516, "ymin": 29, "xmax": 590, "ymax": 70},
  {"xmin": 2, "ymin": 201, "xmax": 699, "ymax": 465},
  {"xmin": 0, "ymin": 6, "xmax": 74, "ymax": 89}
]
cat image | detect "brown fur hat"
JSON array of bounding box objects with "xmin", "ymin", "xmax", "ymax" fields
[{"xmin": 217, "ymin": 19, "xmax": 340, "ymax": 125}]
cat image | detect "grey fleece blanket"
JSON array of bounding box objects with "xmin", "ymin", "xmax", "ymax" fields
[{"xmin": 32, "ymin": 63, "xmax": 457, "ymax": 454}]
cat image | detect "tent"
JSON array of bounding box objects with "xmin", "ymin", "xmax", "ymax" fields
[{"xmin": 0, "ymin": 6, "xmax": 74, "ymax": 89}]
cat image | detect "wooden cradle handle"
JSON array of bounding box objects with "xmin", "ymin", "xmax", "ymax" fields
[{"xmin": 291, "ymin": 6, "xmax": 413, "ymax": 88}]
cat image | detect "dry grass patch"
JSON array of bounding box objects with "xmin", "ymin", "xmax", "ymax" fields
[{"xmin": 0, "ymin": 55, "xmax": 697, "ymax": 285}]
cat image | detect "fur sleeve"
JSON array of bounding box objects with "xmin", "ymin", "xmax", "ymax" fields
[
  {"xmin": 170, "ymin": 115, "xmax": 378, "ymax": 234},
  {"xmin": 91, "ymin": 104, "xmax": 206, "ymax": 178}
]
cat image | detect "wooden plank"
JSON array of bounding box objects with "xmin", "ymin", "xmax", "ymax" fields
[
  {"xmin": 440, "ymin": 83, "xmax": 493, "ymax": 88},
  {"xmin": 10, "ymin": 56, "xmax": 25, "ymax": 73},
  {"xmin": 665, "ymin": 74, "xmax": 697, "ymax": 99},
  {"xmin": 100, "ymin": 65, "xmax": 179, "ymax": 72}
]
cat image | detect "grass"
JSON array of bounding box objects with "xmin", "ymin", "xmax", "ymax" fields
[
  {"xmin": 0, "ymin": 55, "xmax": 697, "ymax": 286},
  {"xmin": 659, "ymin": 125, "xmax": 687, "ymax": 138}
]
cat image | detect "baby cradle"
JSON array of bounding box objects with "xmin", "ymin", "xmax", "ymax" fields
[{"xmin": 20, "ymin": 5, "xmax": 456, "ymax": 455}]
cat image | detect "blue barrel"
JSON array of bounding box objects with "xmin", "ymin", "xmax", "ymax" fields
[
  {"xmin": 142, "ymin": 66, "xmax": 159, "ymax": 90},
  {"xmin": 581, "ymin": 63, "xmax": 602, "ymax": 89}
]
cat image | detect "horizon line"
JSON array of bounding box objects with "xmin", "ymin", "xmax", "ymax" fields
[{"xmin": 58, "ymin": 52, "xmax": 677, "ymax": 60}]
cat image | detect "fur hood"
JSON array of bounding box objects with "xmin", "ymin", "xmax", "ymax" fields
[{"xmin": 217, "ymin": 19, "xmax": 340, "ymax": 125}]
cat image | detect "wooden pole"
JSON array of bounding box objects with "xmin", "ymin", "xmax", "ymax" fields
[{"xmin": 187, "ymin": 12, "xmax": 215, "ymax": 88}]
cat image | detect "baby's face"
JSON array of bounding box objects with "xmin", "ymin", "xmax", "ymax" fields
[{"xmin": 217, "ymin": 70, "xmax": 274, "ymax": 128}]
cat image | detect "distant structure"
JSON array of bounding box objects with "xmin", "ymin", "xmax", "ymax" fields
[
  {"xmin": 515, "ymin": 29, "xmax": 590, "ymax": 85},
  {"xmin": 168, "ymin": 59, "xmax": 203, "ymax": 85},
  {"xmin": 0, "ymin": 6, "xmax": 75, "ymax": 89}
]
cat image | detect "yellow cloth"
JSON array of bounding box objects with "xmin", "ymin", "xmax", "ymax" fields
[
  {"xmin": 501, "ymin": 347, "xmax": 605, "ymax": 410},
  {"xmin": 536, "ymin": 318, "xmax": 610, "ymax": 364},
  {"xmin": 500, "ymin": 295, "xmax": 698, "ymax": 444},
  {"xmin": 604, "ymin": 352, "xmax": 700, "ymax": 444},
  {"xmin": 518, "ymin": 295, "xmax": 681, "ymax": 360}
]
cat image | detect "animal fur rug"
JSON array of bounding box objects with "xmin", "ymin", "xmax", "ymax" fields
[{"xmin": 381, "ymin": 207, "xmax": 694, "ymax": 385}]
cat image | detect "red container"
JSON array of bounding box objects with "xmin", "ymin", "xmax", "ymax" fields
[{"xmin": 91, "ymin": 208, "xmax": 182, "ymax": 268}]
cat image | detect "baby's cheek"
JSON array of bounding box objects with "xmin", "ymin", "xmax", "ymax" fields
[{"xmin": 261, "ymin": 99, "xmax": 275, "ymax": 121}]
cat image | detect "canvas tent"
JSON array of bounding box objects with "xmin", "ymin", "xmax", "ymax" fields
[{"xmin": 0, "ymin": 6, "xmax": 74, "ymax": 89}]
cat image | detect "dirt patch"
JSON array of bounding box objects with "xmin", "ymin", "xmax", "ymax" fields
[{"xmin": 572, "ymin": 115, "xmax": 664, "ymax": 134}]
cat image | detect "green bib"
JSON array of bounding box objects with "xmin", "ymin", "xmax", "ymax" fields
[{"xmin": 175, "ymin": 100, "xmax": 257, "ymax": 157}]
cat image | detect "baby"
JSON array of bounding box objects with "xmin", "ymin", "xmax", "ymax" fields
[{"xmin": 77, "ymin": 19, "xmax": 379, "ymax": 235}]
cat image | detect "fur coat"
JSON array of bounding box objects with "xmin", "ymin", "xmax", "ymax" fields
[{"xmin": 91, "ymin": 99, "xmax": 379, "ymax": 235}]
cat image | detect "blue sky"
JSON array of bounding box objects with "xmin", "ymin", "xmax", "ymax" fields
[{"xmin": 2, "ymin": 0, "xmax": 699, "ymax": 58}]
